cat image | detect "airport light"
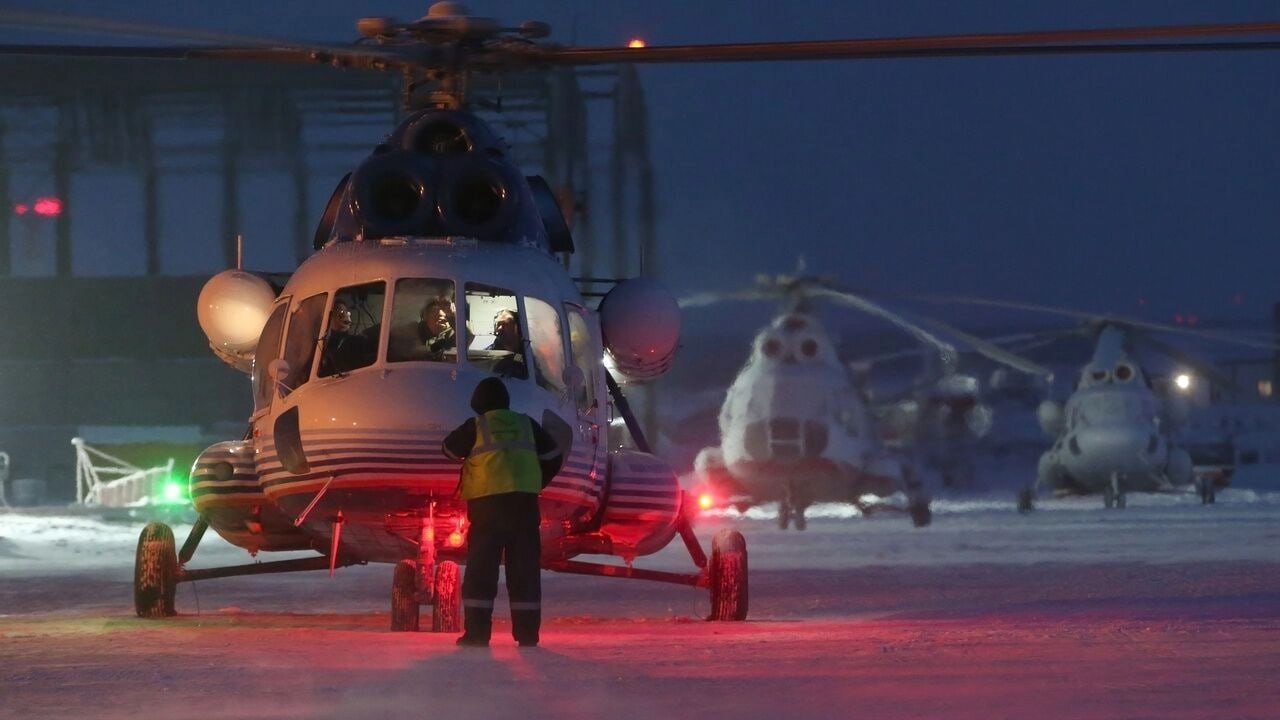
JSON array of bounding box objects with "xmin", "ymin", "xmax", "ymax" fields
[{"xmin": 1174, "ymin": 373, "xmax": 1193, "ymax": 392}]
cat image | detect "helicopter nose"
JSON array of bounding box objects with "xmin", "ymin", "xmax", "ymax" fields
[
  {"xmin": 743, "ymin": 418, "xmax": 829, "ymax": 462},
  {"xmin": 1064, "ymin": 427, "xmax": 1162, "ymax": 474}
]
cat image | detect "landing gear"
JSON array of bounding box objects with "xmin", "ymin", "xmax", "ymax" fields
[
  {"xmin": 431, "ymin": 560, "xmax": 462, "ymax": 632},
  {"xmin": 1197, "ymin": 477, "xmax": 1217, "ymax": 505},
  {"xmin": 1016, "ymin": 486, "xmax": 1036, "ymax": 513},
  {"xmin": 907, "ymin": 492, "xmax": 932, "ymax": 528},
  {"xmin": 134, "ymin": 522, "xmax": 177, "ymax": 618},
  {"xmin": 389, "ymin": 558, "xmax": 462, "ymax": 633},
  {"xmin": 1104, "ymin": 474, "xmax": 1126, "ymax": 509},
  {"xmin": 390, "ymin": 560, "xmax": 420, "ymax": 632},
  {"xmin": 708, "ymin": 529, "xmax": 748, "ymax": 621},
  {"xmin": 777, "ymin": 500, "xmax": 791, "ymax": 530}
]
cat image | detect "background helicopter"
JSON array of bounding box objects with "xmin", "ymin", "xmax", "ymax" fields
[
  {"xmin": 677, "ymin": 268, "xmax": 1049, "ymax": 529},
  {"xmin": 890, "ymin": 295, "xmax": 1279, "ymax": 509},
  {"xmin": 4, "ymin": 4, "xmax": 1280, "ymax": 626}
]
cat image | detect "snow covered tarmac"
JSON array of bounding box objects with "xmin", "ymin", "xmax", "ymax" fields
[{"xmin": 2, "ymin": 492, "xmax": 1279, "ymax": 719}]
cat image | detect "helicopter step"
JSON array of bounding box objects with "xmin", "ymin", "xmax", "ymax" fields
[{"xmin": 189, "ymin": 441, "xmax": 311, "ymax": 554}]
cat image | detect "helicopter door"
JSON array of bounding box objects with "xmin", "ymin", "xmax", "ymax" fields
[
  {"xmin": 564, "ymin": 304, "xmax": 602, "ymax": 446},
  {"xmin": 251, "ymin": 301, "xmax": 290, "ymax": 414},
  {"xmin": 279, "ymin": 293, "xmax": 328, "ymax": 394}
]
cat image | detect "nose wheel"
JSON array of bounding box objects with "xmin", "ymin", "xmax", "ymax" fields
[
  {"xmin": 1103, "ymin": 473, "xmax": 1127, "ymax": 509},
  {"xmin": 134, "ymin": 522, "xmax": 178, "ymax": 618},
  {"xmin": 390, "ymin": 559, "xmax": 463, "ymax": 632},
  {"xmin": 708, "ymin": 529, "xmax": 749, "ymax": 621}
]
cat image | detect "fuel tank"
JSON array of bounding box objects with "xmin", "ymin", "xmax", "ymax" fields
[{"xmin": 190, "ymin": 440, "xmax": 313, "ymax": 554}]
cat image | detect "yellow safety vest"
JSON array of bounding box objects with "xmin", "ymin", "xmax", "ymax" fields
[{"xmin": 460, "ymin": 409, "xmax": 543, "ymax": 500}]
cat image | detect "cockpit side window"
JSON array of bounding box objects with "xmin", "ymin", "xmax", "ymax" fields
[
  {"xmin": 525, "ymin": 296, "xmax": 566, "ymax": 394},
  {"xmin": 252, "ymin": 302, "xmax": 289, "ymax": 412},
  {"xmin": 318, "ymin": 281, "xmax": 384, "ymax": 378},
  {"xmin": 464, "ymin": 282, "xmax": 527, "ymax": 380},
  {"xmin": 565, "ymin": 306, "xmax": 597, "ymax": 413},
  {"xmin": 281, "ymin": 292, "xmax": 328, "ymax": 394},
  {"xmin": 388, "ymin": 278, "xmax": 458, "ymax": 364}
]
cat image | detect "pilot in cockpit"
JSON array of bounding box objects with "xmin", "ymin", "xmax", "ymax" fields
[
  {"xmin": 418, "ymin": 297, "xmax": 457, "ymax": 359},
  {"xmin": 319, "ymin": 300, "xmax": 375, "ymax": 377},
  {"xmin": 487, "ymin": 308, "xmax": 528, "ymax": 379}
]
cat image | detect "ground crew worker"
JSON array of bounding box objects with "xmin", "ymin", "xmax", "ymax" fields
[{"xmin": 442, "ymin": 377, "xmax": 564, "ymax": 648}]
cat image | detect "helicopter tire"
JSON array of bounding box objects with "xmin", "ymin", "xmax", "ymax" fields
[
  {"xmin": 1197, "ymin": 478, "xmax": 1216, "ymax": 505},
  {"xmin": 908, "ymin": 495, "xmax": 932, "ymax": 528},
  {"xmin": 777, "ymin": 502, "xmax": 791, "ymax": 531},
  {"xmin": 390, "ymin": 560, "xmax": 420, "ymax": 632},
  {"xmin": 134, "ymin": 522, "xmax": 178, "ymax": 618},
  {"xmin": 431, "ymin": 560, "xmax": 462, "ymax": 633},
  {"xmin": 708, "ymin": 529, "xmax": 749, "ymax": 622}
]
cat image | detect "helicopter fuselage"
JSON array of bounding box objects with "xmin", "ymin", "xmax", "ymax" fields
[{"xmin": 192, "ymin": 239, "xmax": 683, "ymax": 564}]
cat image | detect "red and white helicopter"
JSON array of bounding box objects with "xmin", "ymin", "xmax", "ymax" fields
[{"xmin": 4, "ymin": 3, "xmax": 1279, "ymax": 630}]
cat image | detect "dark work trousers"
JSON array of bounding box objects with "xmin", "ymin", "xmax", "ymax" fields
[{"xmin": 461, "ymin": 492, "xmax": 542, "ymax": 644}]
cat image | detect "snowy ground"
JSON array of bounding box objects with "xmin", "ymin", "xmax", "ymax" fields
[{"xmin": 2, "ymin": 491, "xmax": 1280, "ymax": 720}]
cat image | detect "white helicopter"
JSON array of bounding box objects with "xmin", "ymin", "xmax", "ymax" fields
[
  {"xmin": 892, "ymin": 295, "xmax": 1277, "ymax": 509},
  {"xmin": 6, "ymin": 5, "xmax": 1279, "ymax": 626},
  {"xmin": 679, "ymin": 270, "xmax": 1049, "ymax": 529}
]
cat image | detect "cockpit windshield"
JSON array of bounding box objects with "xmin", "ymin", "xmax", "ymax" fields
[
  {"xmin": 387, "ymin": 278, "xmax": 457, "ymax": 363},
  {"xmin": 465, "ymin": 282, "xmax": 527, "ymax": 380}
]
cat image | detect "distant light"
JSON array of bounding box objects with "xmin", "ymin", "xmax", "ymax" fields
[
  {"xmin": 698, "ymin": 493, "xmax": 714, "ymax": 511},
  {"xmin": 1259, "ymin": 380, "xmax": 1272, "ymax": 398},
  {"xmin": 13, "ymin": 203, "xmax": 29, "ymax": 216},
  {"xmin": 628, "ymin": 37, "xmax": 646, "ymax": 48},
  {"xmin": 33, "ymin": 197, "xmax": 63, "ymax": 217},
  {"xmin": 162, "ymin": 479, "xmax": 185, "ymax": 502},
  {"xmin": 1174, "ymin": 373, "xmax": 1193, "ymax": 392}
]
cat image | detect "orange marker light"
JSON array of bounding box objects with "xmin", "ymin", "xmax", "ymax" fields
[
  {"xmin": 447, "ymin": 530, "xmax": 465, "ymax": 547},
  {"xmin": 698, "ymin": 493, "xmax": 714, "ymax": 511},
  {"xmin": 628, "ymin": 38, "xmax": 646, "ymax": 48}
]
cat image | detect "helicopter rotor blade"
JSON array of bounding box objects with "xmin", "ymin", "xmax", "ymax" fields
[
  {"xmin": 678, "ymin": 289, "xmax": 776, "ymax": 308},
  {"xmin": 808, "ymin": 287, "xmax": 958, "ymax": 372},
  {"xmin": 888, "ymin": 293, "xmax": 1280, "ymax": 351},
  {"xmin": 911, "ymin": 317, "xmax": 1054, "ymax": 377},
  {"xmin": 543, "ymin": 21, "xmax": 1280, "ymax": 66}
]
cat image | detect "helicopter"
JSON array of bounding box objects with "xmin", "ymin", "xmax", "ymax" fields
[
  {"xmin": 4, "ymin": 4, "xmax": 1280, "ymax": 627},
  {"xmin": 889, "ymin": 295, "xmax": 1279, "ymax": 510},
  {"xmin": 679, "ymin": 268, "xmax": 1049, "ymax": 530}
]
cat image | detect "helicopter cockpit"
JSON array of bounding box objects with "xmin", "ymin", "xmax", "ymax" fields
[{"xmin": 249, "ymin": 266, "xmax": 589, "ymax": 415}]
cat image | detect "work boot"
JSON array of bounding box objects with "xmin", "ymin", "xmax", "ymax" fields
[
  {"xmin": 457, "ymin": 605, "xmax": 492, "ymax": 647},
  {"xmin": 511, "ymin": 608, "xmax": 540, "ymax": 648}
]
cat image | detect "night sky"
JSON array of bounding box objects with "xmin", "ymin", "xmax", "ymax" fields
[{"xmin": 5, "ymin": 0, "xmax": 1280, "ymax": 334}]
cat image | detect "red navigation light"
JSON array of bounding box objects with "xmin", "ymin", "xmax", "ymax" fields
[
  {"xmin": 33, "ymin": 197, "xmax": 63, "ymax": 217},
  {"xmin": 13, "ymin": 203, "xmax": 29, "ymax": 215},
  {"xmin": 698, "ymin": 493, "xmax": 714, "ymax": 511}
]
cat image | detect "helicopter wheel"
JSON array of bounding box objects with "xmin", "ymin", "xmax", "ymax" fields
[
  {"xmin": 1197, "ymin": 478, "xmax": 1216, "ymax": 505},
  {"xmin": 777, "ymin": 501, "xmax": 791, "ymax": 530},
  {"xmin": 708, "ymin": 529, "xmax": 749, "ymax": 622},
  {"xmin": 1016, "ymin": 486, "xmax": 1036, "ymax": 513},
  {"xmin": 134, "ymin": 522, "xmax": 178, "ymax": 618},
  {"xmin": 431, "ymin": 560, "xmax": 462, "ymax": 633},
  {"xmin": 390, "ymin": 560, "xmax": 421, "ymax": 632},
  {"xmin": 908, "ymin": 493, "xmax": 932, "ymax": 528}
]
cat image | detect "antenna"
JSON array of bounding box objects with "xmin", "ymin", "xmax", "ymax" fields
[{"xmin": 235, "ymin": 234, "xmax": 243, "ymax": 270}]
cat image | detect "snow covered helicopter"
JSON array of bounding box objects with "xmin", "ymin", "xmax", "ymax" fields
[
  {"xmin": 679, "ymin": 269, "xmax": 1049, "ymax": 529},
  {"xmin": 891, "ymin": 295, "xmax": 1278, "ymax": 510},
  {"xmin": 5, "ymin": 4, "xmax": 1280, "ymax": 627}
]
